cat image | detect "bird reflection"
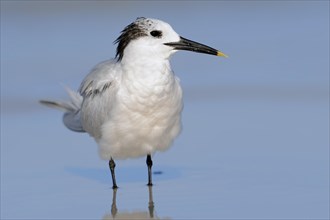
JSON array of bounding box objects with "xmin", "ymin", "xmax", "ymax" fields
[{"xmin": 103, "ymin": 186, "xmax": 168, "ymax": 220}]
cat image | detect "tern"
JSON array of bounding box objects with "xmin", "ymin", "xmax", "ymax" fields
[{"xmin": 40, "ymin": 17, "xmax": 227, "ymax": 188}]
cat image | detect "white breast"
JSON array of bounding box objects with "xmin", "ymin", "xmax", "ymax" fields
[{"xmin": 97, "ymin": 61, "xmax": 183, "ymax": 160}]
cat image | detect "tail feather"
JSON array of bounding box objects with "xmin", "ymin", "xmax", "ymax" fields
[
  {"xmin": 64, "ymin": 86, "xmax": 83, "ymax": 110},
  {"xmin": 39, "ymin": 100, "xmax": 76, "ymax": 112},
  {"xmin": 40, "ymin": 87, "xmax": 85, "ymax": 133}
]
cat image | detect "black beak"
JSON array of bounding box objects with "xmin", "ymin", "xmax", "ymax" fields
[{"xmin": 164, "ymin": 36, "xmax": 227, "ymax": 57}]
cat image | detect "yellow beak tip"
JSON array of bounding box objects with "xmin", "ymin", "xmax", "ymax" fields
[{"xmin": 217, "ymin": 51, "xmax": 228, "ymax": 58}]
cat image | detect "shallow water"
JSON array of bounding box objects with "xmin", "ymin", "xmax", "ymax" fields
[{"xmin": 1, "ymin": 1, "xmax": 329, "ymax": 219}]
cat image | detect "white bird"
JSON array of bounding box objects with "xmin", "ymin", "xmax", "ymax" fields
[{"xmin": 40, "ymin": 17, "xmax": 227, "ymax": 188}]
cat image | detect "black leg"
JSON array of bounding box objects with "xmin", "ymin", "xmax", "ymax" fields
[
  {"xmin": 146, "ymin": 154, "xmax": 153, "ymax": 186},
  {"xmin": 109, "ymin": 158, "xmax": 118, "ymax": 189}
]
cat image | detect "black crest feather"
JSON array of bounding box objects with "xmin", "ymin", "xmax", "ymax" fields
[{"xmin": 114, "ymin": 17, "xmax": 149, "ymax": 61}]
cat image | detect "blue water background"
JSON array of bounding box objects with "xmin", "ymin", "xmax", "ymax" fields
[{"xmin": 1, "ymin": 1, "xmax": 329, "ymax": 219}]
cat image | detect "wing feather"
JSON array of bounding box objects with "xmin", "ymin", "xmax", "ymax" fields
[{"xmin": 79, "ymin": 59, "xmax": 119, "ymax": 138}]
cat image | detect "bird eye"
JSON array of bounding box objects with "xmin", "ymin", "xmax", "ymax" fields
[{"xmin": 150, "ymin": 30, "xmax": 162, "ymax": 38}]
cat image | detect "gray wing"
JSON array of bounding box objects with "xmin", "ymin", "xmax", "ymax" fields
[
  {"xmin": 79, "ymin": 59, "xmax": 118, "ymax": 97},
  {"xmin": 79, "ymin": 59, "xmax": 119, "ymax": 138},
  {"xmin": 63, "ymin": 111, "xmax": 85, "ymax": 132}
]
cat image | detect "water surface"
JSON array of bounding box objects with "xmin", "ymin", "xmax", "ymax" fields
[{"xmin": 1, "ymin": 1, "xmax": 329, "ymax": 219}]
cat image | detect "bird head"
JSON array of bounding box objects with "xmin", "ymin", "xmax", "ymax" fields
[{"xmin": 115, "ymin": 17, "xmax": 227, "ymax": 62}]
